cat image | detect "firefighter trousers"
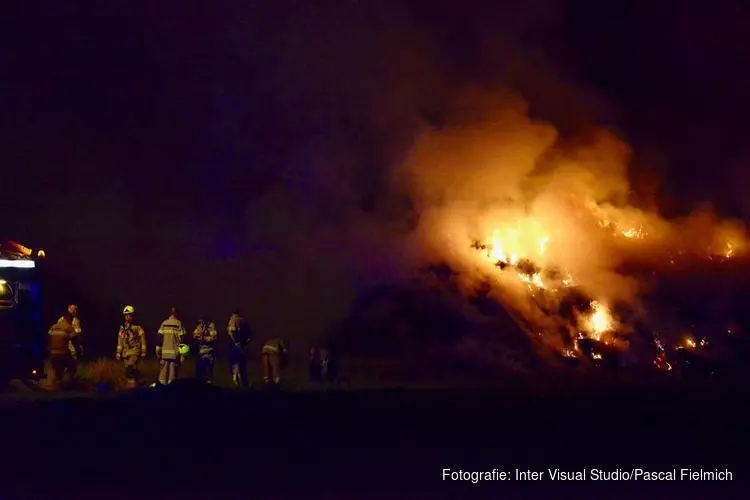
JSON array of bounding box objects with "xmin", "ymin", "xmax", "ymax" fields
[
  {"xmin": 123, "ymin": 355, "xmax": 140, "ymax": 387},
  {"xmin": 50, "ymin": 354, "xmax": 76, "ymax": 389},
  {"xmin": 159, "ymin": 359, "xmax": 180, "ymax": 385},
  {"xmin": 262, "ymin": 353, "xmax": 281, "ymax": 384}
]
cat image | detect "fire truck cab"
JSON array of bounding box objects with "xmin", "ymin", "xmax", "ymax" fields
[{"xmin": 0, "ymin": 240, "xmax": 46, "ymax": 389}]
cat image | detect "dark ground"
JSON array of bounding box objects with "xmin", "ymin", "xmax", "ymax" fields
[{"xmin": 0, "ymin": 379, "xmax": 747, "ymax": 498}]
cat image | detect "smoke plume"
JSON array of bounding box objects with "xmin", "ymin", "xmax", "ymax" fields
[
  {"xmin": 225, "ymin": 1, "xmax": 748, "ymax": 355},
  {"xmin": 391, "ymin": 88, "xmax": 747, "ymax": 356}
]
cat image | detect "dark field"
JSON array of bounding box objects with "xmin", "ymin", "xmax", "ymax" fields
[{"xmin": 0, "ymin": 377, "xmax": 747, "ymax": 498}]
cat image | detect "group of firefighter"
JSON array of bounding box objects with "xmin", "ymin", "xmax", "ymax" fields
[{"xmin": 46, "ymin": 303, "xmax": 333, "ymax": 390}]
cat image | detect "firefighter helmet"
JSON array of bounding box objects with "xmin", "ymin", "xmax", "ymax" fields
[
  {"xmin": 123, "ymin": 305, "xmax": 135, "ymax": 315},
  {"xmin": 178, "ymin": 344, "xmax": 190, "ymax": 356}
]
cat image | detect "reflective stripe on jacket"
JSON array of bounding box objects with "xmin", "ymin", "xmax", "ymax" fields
[
  {"xmin": 262, "ymin": 338, "xmax": 286, "ymax": 355},
  {"xmin": 158, "ymin": 316, "xmax": 185, "ymax": 360}
]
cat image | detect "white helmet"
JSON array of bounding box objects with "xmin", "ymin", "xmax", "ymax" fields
[{"xmin": 123, "ymin": 305, "xmax": 135, "ymax": 315}]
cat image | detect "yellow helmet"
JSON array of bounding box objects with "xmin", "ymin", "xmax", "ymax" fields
[{"xmin": 123, "ymin": 305, "xmax": 135, "ymax": 315}]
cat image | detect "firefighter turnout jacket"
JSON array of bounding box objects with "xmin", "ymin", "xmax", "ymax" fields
[
  {"xmin": 227, "ymin": 313, "xmax": 251, "ymax": 347},
  {"xmin": 193, "ymin": 321, "xmax": 218, "ymax": 358},
  {"xmin": 58, "ymin": 315, "xmax": 82, "ymax": 358},
  {"xmin": 49, "ymin": 317, "xmax": 77, "ymax": 358},
  {"xmin": 117, "ymin": 323, "xmax": 147, "ymax": 359},
  {"xmin": 262, "ymin": 338, "xmax": 287, "ymax": 356},
  {"xmin": 157, "ymin": 315, "xmax": 186, "ymax": 360},
  {"xmin": 262, "ymin": 338, "xmax": 288, "ymax": 384}
]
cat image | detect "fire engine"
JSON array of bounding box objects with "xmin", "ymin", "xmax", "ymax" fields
[{"xmin": 0, "ymin": 240, "xmax": 46, "ymax": 388}]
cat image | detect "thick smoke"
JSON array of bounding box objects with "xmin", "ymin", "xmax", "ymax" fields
[
  {"xmin": 227, "ymin": 1, "xmax": 748, "ymax": 353},
  {"xmin": 394, "ymin": 89, "xmax": 747, "ymax": 354}
]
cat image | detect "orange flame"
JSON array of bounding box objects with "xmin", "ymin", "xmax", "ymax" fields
[{"xmin": 586, "ymin": 301, "xmax": 613, "ymax": 340}]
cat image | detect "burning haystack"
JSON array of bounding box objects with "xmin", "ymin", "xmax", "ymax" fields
[
  {"xmin": 330, "ymin": 93, "xmax": 750, "ymax": 381},
  {"xmin": 380, "ymin": 95, "xmax": 750, "ymax": 374}
]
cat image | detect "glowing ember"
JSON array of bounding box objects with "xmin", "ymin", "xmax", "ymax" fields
[
  {"xmin": 517, "ymin": 272, "xmax": 544, "ymax": 289},
  {"xmin": 592, "ymin": 352, "xmax": 602, "ymax": 360},
  {"xmin": 682, "ymin": 336, "xmax": 708, "ymax": 349},
  {"xmin": 654, "ymin": 353, "xmax": 673, "ymax": 371},
  {"xmin": 588, "ymin": 203, "xmax": 648, "ymax": 240},
  {"xmin": 725, "ymin": 242, "xmax": 734, "ymax": 259},
  {"xmin": 710, "ymin": 237, "xmax": 742, "ymax": 261},
  {"xmin": 621, "ymin": 226, "xmax": 646, "ymax": 239}
]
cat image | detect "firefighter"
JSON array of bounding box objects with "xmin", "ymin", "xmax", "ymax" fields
[
  {"xmin": 227, "ymin": 309, "xmax": 252, "ymax": 387},
  {"xmin": 261, "ymin": 337, "xmax": 288, "ymax": 386},
  {"xmin": 156, "ymin": 307, "xmax": 186, "ymax": 385},
  {"xmin": 59, "ymin": 304, "xmax": 83, "ymax": 361},
  {"xmin": 48, "ymin": 312, "xmax": 78, "ymax": 390},
  {"xmin": 116, "ymin": 305, "xmax": 147, "ymax": 388},
  {"xmin": 193, "ymin": 316, "xmax": 217, "ymax": 383}
]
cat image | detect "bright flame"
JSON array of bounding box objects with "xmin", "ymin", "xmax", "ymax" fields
[
  {"xmin": 587, "ymin": 301, "xmax": 613, "ymax": 339},
  {"xmin": 485, "ymin": 225, "xmax": 549, "ymax": 267},
  {"xmin": 538, "ymin": 236, "xmax": 549, "ymax": 255},
  {"xmin": 621, "ymin": 226, "xmax": 646, "ymax": 239},
  {"xmin": 725, "ymin": 242, "xmax": 734, "ymax": 259},
  {"xmin": 517, "ymin": 272, "xmax": 544, "ymax": 289},
  {"xmin": 488, "ymin": 229, "xmax": 504, "ymax": 262}
]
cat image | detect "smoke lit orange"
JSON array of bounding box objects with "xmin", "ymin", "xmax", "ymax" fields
[{"xmin": 401, "ymin": 95, "xmax": 748, "ymax": 361}]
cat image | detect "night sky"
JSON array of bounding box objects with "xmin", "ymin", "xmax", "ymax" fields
[{"xmin": 4, "ymin": 0, "xmax": 749, "ymax": 355}]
